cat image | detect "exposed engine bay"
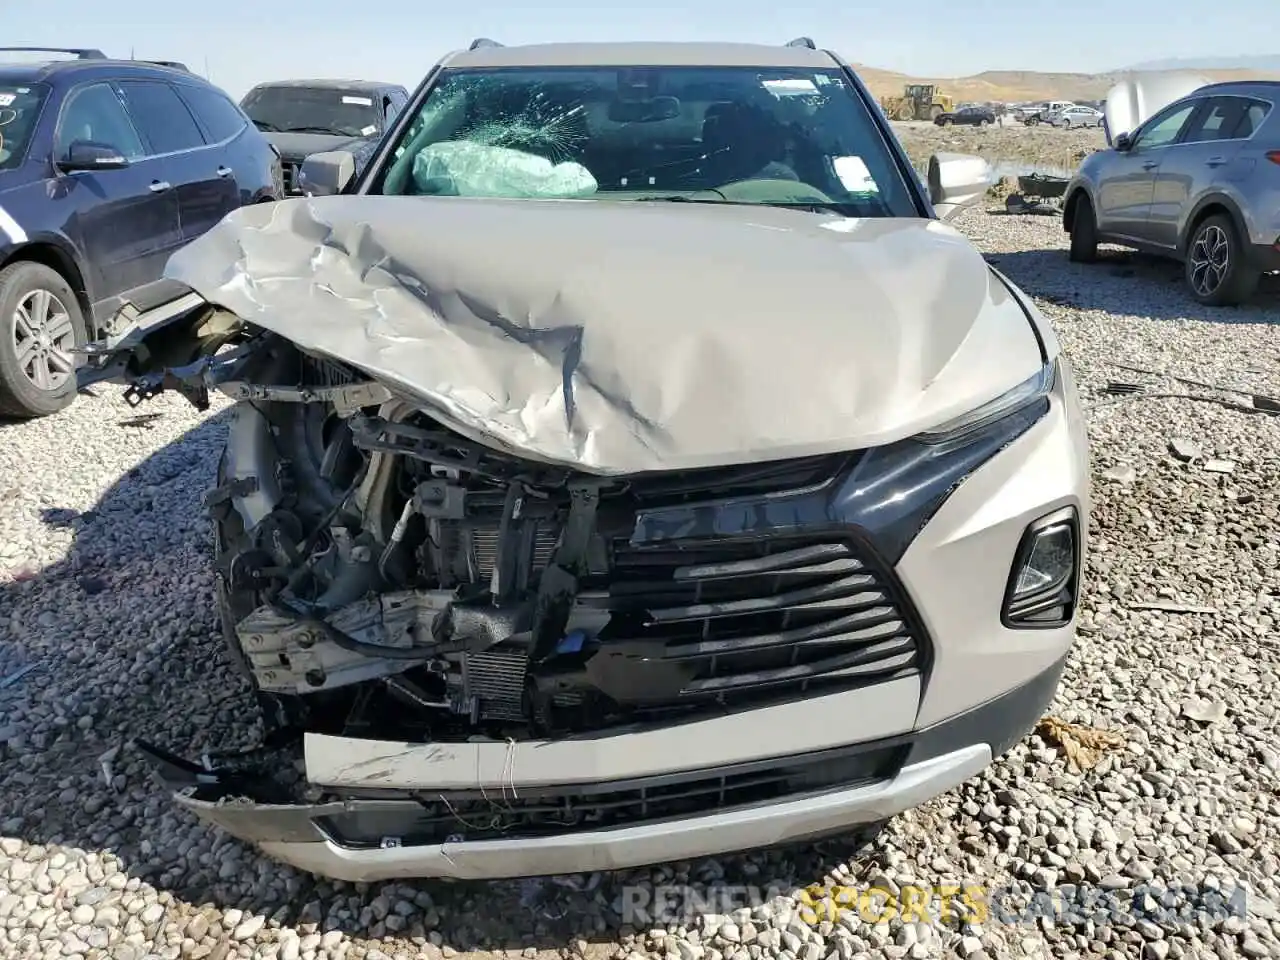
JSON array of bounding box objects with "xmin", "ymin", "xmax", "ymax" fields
[{"xmin": 89, "ymin": 302, "xmax": 921, "ymax": 752}]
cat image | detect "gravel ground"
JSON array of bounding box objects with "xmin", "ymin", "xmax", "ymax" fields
[
  {"xmin": 891, "ymin": 119, "xmax": 1106, "ymax": 172},
  {"xmin": 3, "ymin": 205, "xmax": 1280, "ymax": 960}
]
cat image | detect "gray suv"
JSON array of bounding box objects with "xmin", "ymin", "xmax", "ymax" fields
[{"xmin": 1062, "ymin": 81, "xmax": 1280, "ymax": 305}]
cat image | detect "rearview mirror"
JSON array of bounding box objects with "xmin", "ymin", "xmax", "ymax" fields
[
  {"xmin": 927, "ymin": 152, "xmax": 992, "ymax": 220},
  {"xmin": 607, "ymin": 96, "xmax": 680, "ymax": 123},
  {"xmin": 1114, "ymin": 132, "xmax": 1133, "ymax": 151},
  {"xmin": 298, "ymin": 149, "xmax": 356, "ymax": 197},
  {"xmin": 60, "ymin": 140, "xmax": 129, "ymax": 171}
]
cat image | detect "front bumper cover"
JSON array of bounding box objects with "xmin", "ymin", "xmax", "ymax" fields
[{"xmin": 139, "ymin": 653, "xmax": 1068, "ymax": 882}]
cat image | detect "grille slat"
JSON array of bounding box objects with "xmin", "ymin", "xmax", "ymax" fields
[
  {"xmin": 680, "ymin": 637, "xmax": 918, "ymax": 696},
  {"xmin": 661, "ymin": 610, "xmax": 905, "ymax": 660},
  {"xmin": 645, "ymin": 573, "xmax": 883, "ymax": 623},
  {"xmin": 673, "ymin": 543, "xmax": 858, "ymax": 579}
]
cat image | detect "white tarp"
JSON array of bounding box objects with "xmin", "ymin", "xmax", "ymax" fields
[{"xmin": 1102, "ymin": 71, "xmax": 1212, "ymax": 145}]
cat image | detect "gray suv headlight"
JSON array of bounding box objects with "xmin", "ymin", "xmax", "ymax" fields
[{"xmin": 838, "ymin": 361, "xmax": 1057, "ymax": 563}]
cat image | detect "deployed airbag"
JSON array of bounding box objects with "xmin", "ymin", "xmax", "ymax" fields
[{"xmin": 413, "ymin": 141, "xmax": 598, "ymax": 198}]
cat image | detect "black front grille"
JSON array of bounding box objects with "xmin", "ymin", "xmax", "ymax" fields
[
  {"xmin": 314, "ymin": 741, "xmax": 904, "ymax": 846},
  {"xmin": 574, "ymin": 535, "xmax": 922, "ymax": 710},
  {"xmin": 282, "ymin": 160, "xmax": 301, "ymax": 194}
]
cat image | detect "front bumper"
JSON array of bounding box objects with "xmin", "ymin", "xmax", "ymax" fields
[
  {"xmin": 146, "ymin": 654, "xmax": 1067, "ymax": 882},
  {"xmin": 145, "ymin": 341, "xmax": 1089, "ymax": 883}
]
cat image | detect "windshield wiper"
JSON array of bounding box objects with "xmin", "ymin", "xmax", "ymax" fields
[
  {"xmin": 252, "ymin": 120, "xmax": 281, "ymax": 132},
  {"xmin": 632, "ymin": 196, "xmax": 860, "ymax": 216},
  {"xmin": 282, "ymin": 125, "xmax": 345, "ymax": 135}
]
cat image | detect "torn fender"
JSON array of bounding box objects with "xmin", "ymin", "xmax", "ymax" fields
[{"xmin": 161, "ymin": 195, "xmax": 1044, "ymax": 475}]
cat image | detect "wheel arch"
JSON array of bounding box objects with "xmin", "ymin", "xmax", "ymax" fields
[
  {"xmin": 1062, "ymin": 186, "xmax": 1091, "ymax": 233},
  {"xmin": 0, "ymin": 238, "xmax": 92, "ymax": 320},
  {"xmin": 1179, "ymin": 195, "xmax": 1248, "ymax": 260}
]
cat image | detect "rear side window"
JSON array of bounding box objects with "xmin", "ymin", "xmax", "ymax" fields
[
  {"xmin": 177, "ymin": 84, "xmax": 248, "ymax": 142},
  {"xmin": 1234, "ymin": 99, "xmax": 1272, "ymax": 138},
  {"xmin": 117, "ymin": 80, "xmax": 206, "ymax": 154},
  {"xmin": 1181, "ymin": 97, "xmax": 1247, "ymax": 143}
]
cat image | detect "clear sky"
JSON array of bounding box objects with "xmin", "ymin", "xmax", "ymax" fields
[{"xmin": 3, "ymin": 0, "xmax": 1275, "ymax": 100}]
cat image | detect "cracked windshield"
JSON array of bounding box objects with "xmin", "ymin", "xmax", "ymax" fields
[
  {"xmin": 242, "ymin": 85, "xmax": 382, "ymax": 138},
  {"xmin": 375, "ymin": 65, "xmax": 917, "ymax": 216}
]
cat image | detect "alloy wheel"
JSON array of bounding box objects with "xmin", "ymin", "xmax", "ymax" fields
[
  {"xmin": 1189, "ymin": 224, "xmax": 1230, "ymax": 297},
  {"xmin": 11, "ymin": 288, "xmax": 76, "ymax": 392}
]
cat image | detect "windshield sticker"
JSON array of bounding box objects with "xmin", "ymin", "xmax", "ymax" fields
[
  {"xmin": 342, "ymin": 95, "xmax": 374, "ymax": 106},
  {"xmin": 762, "ymin": 79, "xmax": 818, "ymax": 97},
  {"xmin": 361, "ymin": 125, "xmax": 377, "ymax": 136},
  {"xmin": 833, "ymin": 155, "xmax": 878, "ymax": 193},
  {"xmin": 0, "ymin": 95, "xmax": 14, "ymax": 108}
]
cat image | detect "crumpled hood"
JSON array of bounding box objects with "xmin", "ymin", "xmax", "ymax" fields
[
  {"xmin": 162, "ymin": 196, "xmax": 1044, "ymax": 475},
  {"xmin": 264, "ymin": 131, "xmax": 370, "ymax": 160}
]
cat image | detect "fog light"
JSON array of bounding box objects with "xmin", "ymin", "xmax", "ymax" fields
[{"xmin": 1003, "ymin": 507, "xmax": 1079, "ymax": 628}]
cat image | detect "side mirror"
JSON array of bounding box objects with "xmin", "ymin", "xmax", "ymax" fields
[
  {"xmin": 298, "ymin": 149, "xmax": 356, "ymax": 197},
  {"xmin": 60, "ymin": 140, "xmax": 129, "ymax": 171},
  {"xmin": 927, "ymin": 151, "xmax": 992, "ymax": 220},
  {"xmin": 1114, "ymin": 132, "xmax": 1133, "ymax": 152}
]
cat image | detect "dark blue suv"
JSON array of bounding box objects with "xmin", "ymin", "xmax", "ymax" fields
[{"xmin": 0, "ymin": 48, "xmax": 283, "ymax": 418}]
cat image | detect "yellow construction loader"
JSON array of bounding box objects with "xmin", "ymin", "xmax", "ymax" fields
[{"xmin": 879, "ymin": 84, "xmax": 955, "ymax": 122}]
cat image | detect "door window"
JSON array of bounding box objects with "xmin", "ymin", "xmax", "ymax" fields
[
  {"xmin": 116, "ymin": 80, "xmax": 206, "ymax": 155},
  {"xmin": 176, "ymin": 84, "xmax": 248, "ymax": 143},
  {"xmin": 1133, "ymin": 102, "xmax": 1197, "ymax": 149},
  {"xmin": 56, "ymin": 83, "xmax": 146, "ymax": 159},
  {"xmin": 1182, "ymin": 98, "xmax": 1248, "ymax": 143}
]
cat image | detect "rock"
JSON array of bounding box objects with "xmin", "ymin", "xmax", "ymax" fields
[
  {"xmin": 233, "ymin": 915, "xmax": 265, "ymax": 940},
  {"xmin": 1102, "ymin": 463, "xmax": 1137, "ymax": 484},
  {"xmin": 1182, "ymin": 699, "xmax": 1228, "ymax": 723},
  {"xmin": 1168, "ymin": 439, "xmax": 1200, "ymax": 462}
]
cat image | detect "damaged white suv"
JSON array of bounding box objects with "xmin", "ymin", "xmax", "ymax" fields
[{"xmin": 80, "ymin": 37, "xmax": 1090, "ymax": 882}]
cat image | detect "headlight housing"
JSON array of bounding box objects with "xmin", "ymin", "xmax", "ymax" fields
[
  {"xmin": 1002, "ymin": 506, "xmax": 1080, "ymax": 629},
  {"xmin": 916, "ymin": 361, "xmax": 1056, "ymax": 444},
  {"xmin": 838, "ymin": 360, "xmax": 1056, "ymax": 564}
]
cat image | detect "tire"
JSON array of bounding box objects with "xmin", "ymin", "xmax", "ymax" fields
[
  {"xmin": 1185, "ymin": 213, "xmax": 1260, "ymax": 306},
  {"xmin": 1062, "ymin": 120, "xmax": 1073, "ymax": 130},
  {"xmin": 930, "ymin": 106, "xmax": 943, "ymax": 121},
  {"xmin": 0, "ymin": 260, "xmax": 87, "ymax": 419},
  {"xmin": 979, "ymin": 118, "xmax": 991, "ymax": 127},
  {"xmin": 1068, "ymin": 196, "xmax": 1099, "ymax": 263}
]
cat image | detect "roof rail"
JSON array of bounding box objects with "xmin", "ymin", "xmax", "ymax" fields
[
  {"xmin": 142, "ymin": 60, "xmax": 190, "ymax": 71},
  {"xmin": 785, "ymin": 37, "xmax": 816, "ymax": 49},
  {"xmin": 468, "ymin": 38, "xmax": 503, "ymax": 50},
  {"xmin": 0, "ymin": 46, "xmax": 106, "ymax": 59}
]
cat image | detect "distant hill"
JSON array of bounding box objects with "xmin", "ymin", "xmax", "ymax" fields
[{"xmin": 848, "ymin": 61, "xmax": 1280, "ymax": 104}]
